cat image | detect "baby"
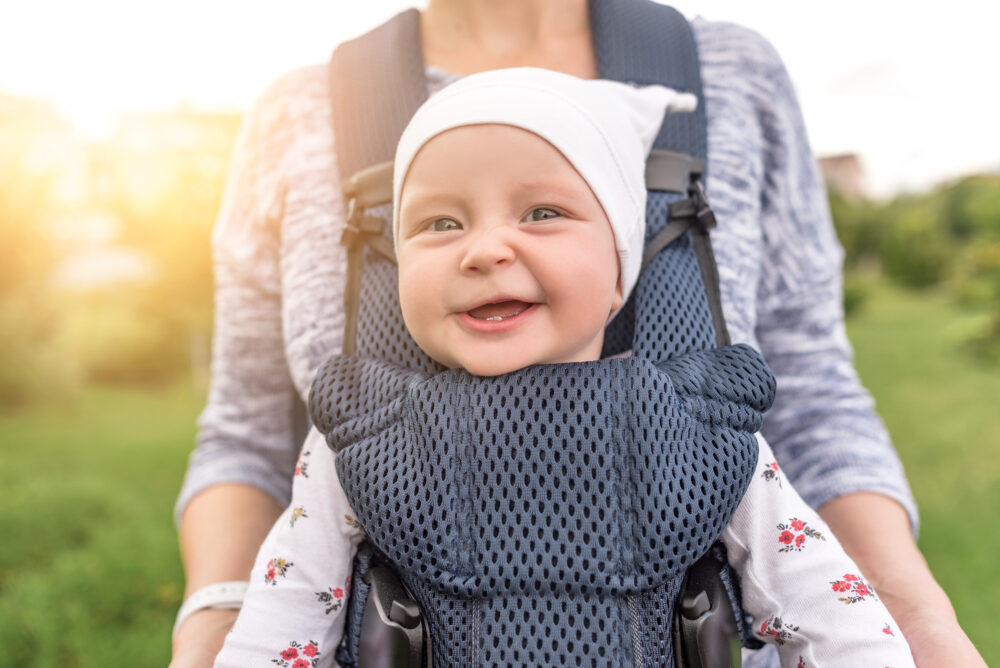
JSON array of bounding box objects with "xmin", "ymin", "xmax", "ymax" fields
[{"xmin": 215, "ymin": 68, "xmax": 914, "ymax": 667}]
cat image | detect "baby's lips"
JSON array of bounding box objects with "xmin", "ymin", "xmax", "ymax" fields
[{"xmin": 465, "ymin": 300, "xmax": 532, "ymax": 320}]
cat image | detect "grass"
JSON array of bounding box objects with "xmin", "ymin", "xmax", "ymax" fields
[
  {"xmin": 0, "ymin": 381, "xmax": 200, "ymax": 667},
  {"xmin": 846, "ymin": 282, "xmax": 1000, "ymax": 662},
  {"xmin": 0, "ymin": 280, "xmax": 995, "ymax": 665}
]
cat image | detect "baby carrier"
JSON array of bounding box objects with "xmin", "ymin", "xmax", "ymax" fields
[{"xmin": 309, "ymin": 1, "xmax": 775, "ymax": 665}]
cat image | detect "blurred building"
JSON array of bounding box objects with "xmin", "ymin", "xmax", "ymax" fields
[{"xmin": 819, "ymin": 153, "xmax": 866, "ymax": 200}]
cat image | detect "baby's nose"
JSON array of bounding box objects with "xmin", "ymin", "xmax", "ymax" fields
[{"xmin": 459, "ymin": 227, "xmax": 516, "ymax": 273}]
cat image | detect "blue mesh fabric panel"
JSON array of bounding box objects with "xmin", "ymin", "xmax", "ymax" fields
[
  {"xmin": 604, "ymin": 192, "xmax": 717, "ymax": 362},
  {"xmin": 354, "ymin": 203, "xmax": 444, "ymax": 375},
  {"xmin": 310, "ymin": 348, "xmax": 773, "ymax": 666}
]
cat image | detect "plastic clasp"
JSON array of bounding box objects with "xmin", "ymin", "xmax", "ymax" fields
[
  {"xmin": 689, "ymin": 179, "xmax": 717, "ymax": 230},
  {"xmin": 358, "ymin": 566, "xmax": 430, "ymax": 668}
]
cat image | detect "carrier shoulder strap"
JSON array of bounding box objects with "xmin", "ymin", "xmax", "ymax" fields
[
  {"xmin": 590, "ymin": 0, "xmax": 729, "ymax": 348},
  {"xmin": 329, "ymin": 8, "xmax": 427, "ymax": 354}
]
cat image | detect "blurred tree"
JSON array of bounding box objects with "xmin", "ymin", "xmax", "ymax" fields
[
  {"xmin": 828, "ymin": 188, "xmax": 884, "ymax": 270},
  {"xmin": 0, "ymin": 122, "xmax": 70, "ymax": 406},
  {"xmin": 880, "ymin": 204, "xmax": 954, "ymax": 288},
  {"xmin": 941, "ymin": 176, "xmax": 1000, "ymax": 241}
]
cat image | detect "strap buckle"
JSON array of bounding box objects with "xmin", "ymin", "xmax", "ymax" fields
[
  {"xmin": 341, "ymin": 197, "xmax": 388, "ymax": 249},
  {"xmin": 668, "ymin": 175, "xmax": 716, "ymax": 231}
]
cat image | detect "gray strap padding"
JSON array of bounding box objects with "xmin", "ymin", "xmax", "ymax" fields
[
  {"xmin": 645, "ymin": 149, "xmax": 704, "ymax": 194},
  {"xmin": 590, "ymin": 0, "xmax": 706, "ymax": 164},
  {"xmin": 329, "ymin": 9, "xmax": 427, "ymax": 179},
  {"xmin": 329, "ymin": 10, "xmax": 426, "ymax": 354},
  {"xmin": 591, "ymin": 0, "xmax": 732, "ymax": 357},
  {"xmin": 341, "ymin": 161, "xmax": 394, "ymax": 210}
]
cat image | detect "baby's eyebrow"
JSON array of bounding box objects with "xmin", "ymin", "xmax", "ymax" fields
[
  {"xmin": 399, "ymin": 189, "xmax": 464, "ymax": 213},
  {"xmin": 512, "ymin": 179, "xmax": 589, "ymax": 201}
]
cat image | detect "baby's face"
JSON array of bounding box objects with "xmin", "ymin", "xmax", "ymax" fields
[{"xmin": 396, "ymin": 124, "xmax": 622, "ymax": 376}]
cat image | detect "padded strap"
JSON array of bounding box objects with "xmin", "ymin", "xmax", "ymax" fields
[
  {"xmin": 590, "ymin": 0, "xmax": 706, "ymax": 167},
  {"xmin": 645, "ymin": 149, "xmax": 704, "ymax": 194},
  {"xmin": 330, "ymin": 10, "xmax": 427, "ymax": 354},
  {"xmin": 591, "ymin": 0, "xmax": 728, "ymax": 362},
  {"xmin": 329, "ymin": 9, "xmax": 427, "ymax": 180}
]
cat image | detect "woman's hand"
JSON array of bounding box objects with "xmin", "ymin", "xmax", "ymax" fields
[
  {"xmin": 169, "ymin": 608, "xmax": 240, "ymax": 668},
  {"xmin": 820, "ymin": 492, "xmax": 986, "ymax": 667},
  {"xmin": 890, "ymin": 599, "xmax": 985, "ymax": 667}
]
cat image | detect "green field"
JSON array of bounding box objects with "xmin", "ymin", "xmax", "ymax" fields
[{"xmin": 0, "ymin": 283, "xmax": 996, "ymax": 666}]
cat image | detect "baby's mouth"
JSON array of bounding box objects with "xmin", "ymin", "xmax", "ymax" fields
[{"xmin": 465, "ymin": 300, "xmax": 532, "ymax": 322}]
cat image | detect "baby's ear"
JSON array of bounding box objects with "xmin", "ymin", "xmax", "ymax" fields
[{"xmin": 610, "ymin": 269, "xmax": 624, "ymax": 316}]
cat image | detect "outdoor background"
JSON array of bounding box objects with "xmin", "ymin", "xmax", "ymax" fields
[{"xmin": 1, "ymin": 2, "xmax": 998, "ymax": 666}]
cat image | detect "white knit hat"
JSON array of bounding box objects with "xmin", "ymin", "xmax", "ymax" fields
[{"xmin": 392, "ymin": 67, "xmax": 696, "ymax": 303}]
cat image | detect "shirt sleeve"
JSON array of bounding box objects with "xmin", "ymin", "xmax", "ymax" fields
[
  {"xmin": 214, "ymin": 429, "xmax": 365, "ymax": 667},
  {"xmin": 745, "ymin": 29, "xmax": 918, "ymax": 531},
  {"xmin": 722, "ymin": 435, "xmax": 915, "ymax": 667},
  {"xmin": 174, "ymin": 70, "xmax": 309, "ymax": 524}
]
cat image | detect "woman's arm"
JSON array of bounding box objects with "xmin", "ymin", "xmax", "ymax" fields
[
  {"xmin": 171, "ymin": 70, "xmax": 308, "ymax": 667},
  {"xmin": 729, "ymin": 24, "xmax": 984, "ymax": 665},
  {"xmin": 819, "ymin": 493, "xmax": 986, "ymax": 666},
  {"xmin": 170, "ymin": 485, "xmax": 283, "ymax": 668}
]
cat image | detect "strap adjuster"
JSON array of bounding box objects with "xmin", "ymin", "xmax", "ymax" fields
[
  {"xmin": 668, "ymin": 176, "xmax": 716, "ymax": 231},
  {"xmin": 341, "ymin": 197, "xmax": 388, "ymax": 249}
]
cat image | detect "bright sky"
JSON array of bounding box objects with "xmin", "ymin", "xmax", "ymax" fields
[{"xmin": 3, "ymin": 1, "xmax": 998, "ymax": 196}]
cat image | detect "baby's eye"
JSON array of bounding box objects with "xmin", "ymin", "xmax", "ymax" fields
[
  {"xmin": 525, "ymin": 207, "xmax": 561, "ymax": 222},
  {"xmin": 429, "ymin": 218, "xmax": 461, "ymax": 232}
]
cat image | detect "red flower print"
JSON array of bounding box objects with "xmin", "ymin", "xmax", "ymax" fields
[
  {"xmin": 777, "ymin": 518, "xmax": 826, "ymax": 552},
  {"xmin": 883, "ymin": 623, "xmax": 895, "ymax": 636},
  {"xmin": 832, "ymin": 574, "xmax": 878, "ymax": 604},
  {"xmin": 757, "ymin": 616, "xmax": 799, "ymax": 645},
  {"xmin": 294, "ymin": 451, "xmax": 311, "ymax": 478},
  {"xmin": 273, "ymin": 640, "xmax": 318, "ymax": 667},
  {"xmin": 316, "ymin": 586, "xmax": 344, "ymax": 614},
  {"xmin": 264, "ymin": 557, "xmax": 294, "ymax": 586},
  {"xmin": 760, "ymin": 463, "xmax": 782, "ymax": 486}
]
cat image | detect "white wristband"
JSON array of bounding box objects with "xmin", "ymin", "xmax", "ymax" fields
[{"xmin": 172, "ymin": 581, "xmax": 249, "ymax": 641}]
